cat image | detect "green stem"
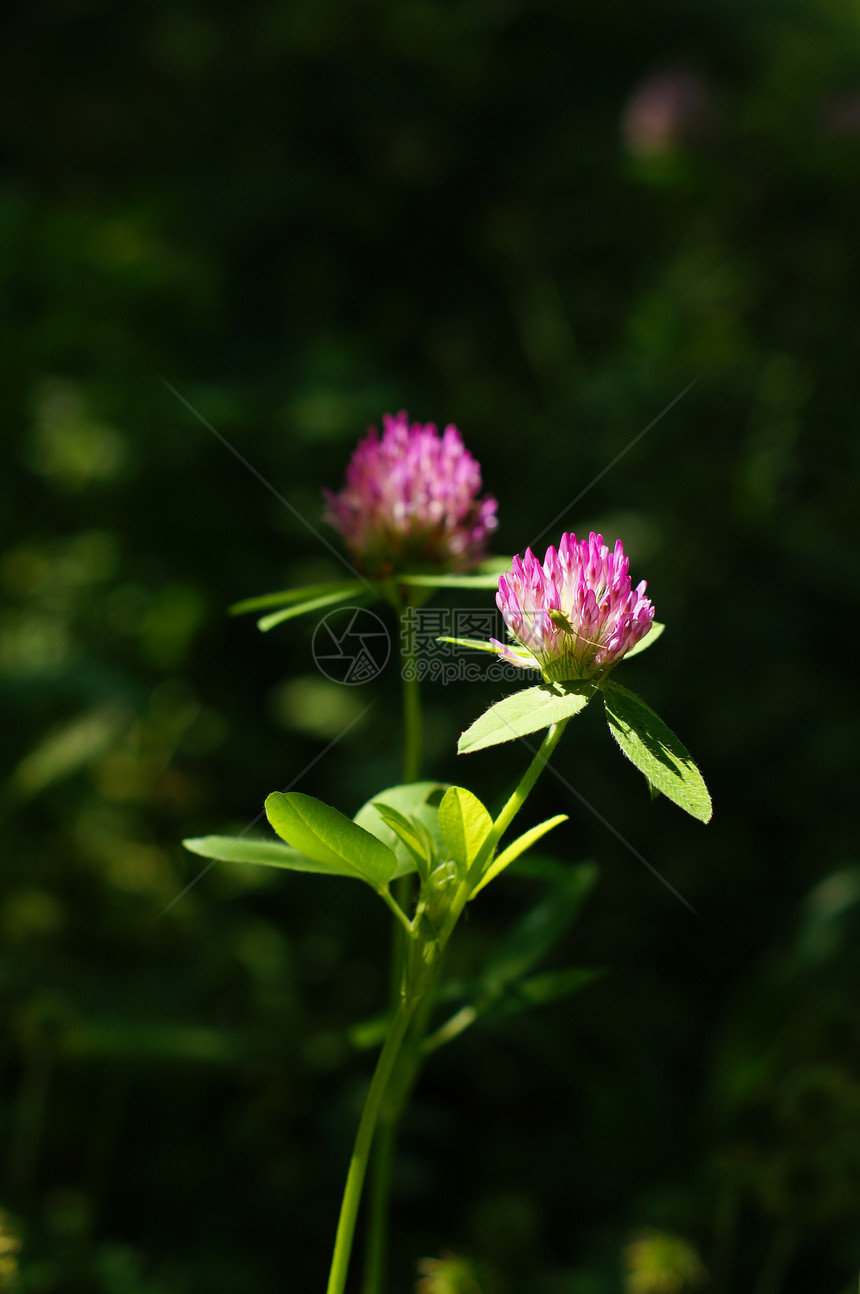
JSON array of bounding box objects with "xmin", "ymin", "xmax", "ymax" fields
[
  {"xmin": 357, "ymin": 719, "xmax": 569, "ymax": 1294},
  {"xmin": 421, "ymin": 1003, "xmax": 477, "ymax": 1055},
  {"xmin": 401, "ymin": 619, "xmax": 422, "ymax": 784},
  {"xmin": 326, "ymin": 1000, "xmax": 417, "ymax": 1294},
  {"xmin": 361, "ymin": 598, "xmax": 424, "ymax": 1294},
  {"xmin": 481, "ymin": 719, "xmax": 570, "ymax": 868},
  {"xmin": 378, "ymin": 887, "xmax": 414, "ymax": 936},
  {"xmin": 360, "ymin": 1118, "xmax": 395, "ymax": 1294},
  {"xmin": 361, "ymin": 723, "xmax": 569, "ymax": 1290},
  {"xmin": 438, "ymin": 718, "xmax": 570, "ymax": 949},
  {"xmin": 360, "ymin": 971, "xmax": 441, "ymax": 1294}
]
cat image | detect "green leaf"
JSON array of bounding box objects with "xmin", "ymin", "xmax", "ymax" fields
[
  {"xmin": 396, "ymin": 572, "xmax": 503, "ymax": 589},
  {"xmin": 257, "ymin": 586, "xmax": 365, "ymax": 632},
  {"xmin": 602, "ymin": 682, "xmax": 712, "ymax": 823},
  {"xmin": 490, "ymin": 966, "xmax": 603, "ymax": 1015},
  {"xmin": 482, "ymin": 863, "xmax": 599, "ymax": 990},
  {"xmin": 423, "ymin": 965, "xmax": 601, "ymax": 1052},
  {"xmin": 348, "ymin": 1012, "xmax": 390, "ymax": 1051},
  {"xmin": 182, "ymin": 834, "xmax": 357, "ymax": 877},
  {"xmin": 229, "ymin": 581, "xmax": 363, "ymax": 617},
  {"xmin": 438, "ymin": 636, "xmax": 500, "ymax": 655},
  {"xmin": 354, "ymin": 782, "xmax": 447, "ymax": 879},
  {"xmin": 621, "ymin": 620, "xmax": 665, "ymax": 660},
  {"xmin": 503, "ymin": 854, "xmax": 577, "ymax": 884},
  {"xmin": 471, "ymin": 815, "xmax": 569, "ymax": 897},
  {"xmin": 438, "ymin": 635, "xmax": 538, "ymax": 668},
  {"xmin": 10, "ymin": 704, "xmax": 128, "ymax": 800},
  {"xmin": 371, "ymin": 803, "xmax": 433, "ymax": 881},
  {"xmin": 265, "ymin": 792, "xmax": 399, "ymax": 888},
  {"xmin": 424, "ymin": 880, "xmax": 601, "ymax": 1053},
  {"xmin": 438, "ymin": 786, "xmax": 493, "ymax": 876},
  {"xmin": 458, "ymin": 681, "xmax": 595, "ymax": 754}
]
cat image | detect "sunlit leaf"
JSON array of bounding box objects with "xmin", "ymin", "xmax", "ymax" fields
[
  {"xmin": 471, "ymin": 815, "xmax": 568, "ymax": 896},
  {"xmin": 354, "ymin": 782, "xmax": 447, "ymax": 879},
  {"xmin": 458, "ymin": 681, "xmax": 595, "ymax": 754},
  {"xmin": 602, "ymin": 682, "xmax": 712, "ymax": 823},
  {"xmin": 183, "ymin": 834, "xmax": 358, "ymax": 878},
  {"xmin": 438, "ymin": 785, "xmax": 493, "ymax": 876},
  {"xmin": 265, "ymin": 791, "xmax": 398, "ymax": 887},
  {"xmin": 371, "ymin": 802, "xmax": 433, "ymax": 880}
]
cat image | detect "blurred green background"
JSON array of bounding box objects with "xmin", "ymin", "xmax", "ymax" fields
[{"xmin": 2, "ymin": 0, "xmax": 859, "ymax": 1290}]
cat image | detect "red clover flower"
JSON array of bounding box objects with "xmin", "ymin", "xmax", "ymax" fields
[
  {"xmin": 323, "ymin": 411, "xmax": 498, "ymax": 577},
  {"xmin": 492, "ymin": 532, "xmax": 655, "ymax": 682}
]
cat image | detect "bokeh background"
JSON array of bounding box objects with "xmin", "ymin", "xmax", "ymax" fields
[{"xmin": 2, "ymin": 0, "xmax": 860, "ymax": 1290}]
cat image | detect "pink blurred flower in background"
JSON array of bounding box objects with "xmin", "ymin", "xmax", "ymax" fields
[
  {"xmin": 622, "ymin": 68, "xmax": 711, "ymax": 157},
  {"xmin": 324, "ymin": 412, "xmax": 497, "ymax": 577},
  {"xmin": 493, "ymin": 532, "xmax": 655, "ymax": 682}
]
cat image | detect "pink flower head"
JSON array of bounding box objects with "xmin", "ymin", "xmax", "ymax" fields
[
  {"xmin": 621, "ymin": 68, "xmax": 711, "ymax": 157},
  {"xmin": 323, "ymin": 412, "xmax": 498, "ymax": 576},
  {"xmin": 492, "ymin": 532, "xmax": 655, "ymax": 682}
]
